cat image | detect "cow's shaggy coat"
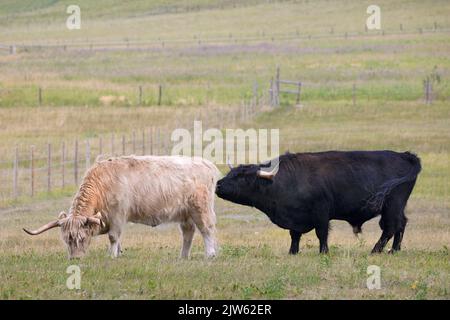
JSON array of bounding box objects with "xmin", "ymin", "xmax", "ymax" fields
[{"xmin": 24, "ymin": 155, "xmax": 220, "ymax": 259}]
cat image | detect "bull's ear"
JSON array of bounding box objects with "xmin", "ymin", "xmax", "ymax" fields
[{"xmin": 58, "ymin": 211, "xmax": 67, "ymax": 219}]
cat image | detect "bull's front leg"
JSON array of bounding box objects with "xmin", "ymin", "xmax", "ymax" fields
[{"xmin": 289, "ymin": 230, "xmax": 301, "ymax": 254}]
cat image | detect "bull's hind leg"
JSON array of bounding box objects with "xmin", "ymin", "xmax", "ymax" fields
[
  {"xmin": 315, "ymin": 224, "xmax": 329, "ymax": 254},
  {"xmin": 371, "ymin": 208, "xmax": 400, "ymax": 254},
  {"xmin": 390, "ymin": 214, "xmax": 407, "ymax": 253},
  {"xmin": 371, "ymin": 228, "xmax": 394, "ymax": 254},
  {"xmin": 289, "ymin": 230, "xmax": 301, "ymax": 255},
  {"xmin": 372, "ymin": 182, "xmax": 413, "ymax": 254},
  {"xmin": 179, "ymin": 219, "xmax": 196, "ymax": 259}
]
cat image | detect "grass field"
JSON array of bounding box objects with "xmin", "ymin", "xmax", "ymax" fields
[{"xmin": 0, "ymin": 0, "xmax": 449, "ymax": 300}]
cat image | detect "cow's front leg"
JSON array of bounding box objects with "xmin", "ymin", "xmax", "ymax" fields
[
  {"xmin": 108, "ymin": 229, "xmax": 122, "ymax": 258},
  {"xmin": 179, "ymin": 219, "xmax": 196, "ymax": 259},
  {"xmin": 289, "ymin": 230, "xmax": 301, "ymax": 255}
]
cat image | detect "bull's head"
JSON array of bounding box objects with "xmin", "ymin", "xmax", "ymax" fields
[
  {"xmin": 216, "ymin": 160, "xmax": 279, "ymax": 206},
  {"xmin": 23, "ymin": 211, "xmax": 104, "ymax": 259}
]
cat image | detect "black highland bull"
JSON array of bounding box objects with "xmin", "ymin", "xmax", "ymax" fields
[{"xmin": 216, "ymin": 151, "xmax": 421, "ymax": 254}]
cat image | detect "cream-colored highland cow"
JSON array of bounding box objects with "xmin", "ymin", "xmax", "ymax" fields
[{"xmin": 24, "ymin": 155, "xmax": 221, "ymax": 259}]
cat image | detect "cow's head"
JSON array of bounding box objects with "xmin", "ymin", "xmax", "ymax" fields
[
  {"xmin": 23, "ymin": 211, "xmax": 104, "ymax": 259},
  {"xmin": 216, "ymin": 160, "xmax": 278, "ymax": 206}
]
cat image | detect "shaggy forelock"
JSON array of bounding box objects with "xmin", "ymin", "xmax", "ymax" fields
[{"xmin": 60, "ymin": 215, "xmax": 90, "ymax": 247}]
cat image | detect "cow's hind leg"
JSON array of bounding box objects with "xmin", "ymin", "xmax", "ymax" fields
[
  {"xmin": 289, "ymin": 230, "xmax": 301, "ymax": 255},
  {"xmin": 190, "ymin": 211, "xmax": 217, "ymax": 258},
  {"xmin": 179, "ymin": 219, "xmax": 196, "ymax": 259}
]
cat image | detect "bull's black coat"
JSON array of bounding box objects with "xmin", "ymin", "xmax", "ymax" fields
[{"xmin": 216, "ymin": 150, "xmax": 421, "ymax": 254}]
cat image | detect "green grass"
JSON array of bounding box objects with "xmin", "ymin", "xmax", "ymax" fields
[
  {"xmin": 0, "ymin": 0, "xmax": 449, "ymax": 300},
  {"xmin": 0, "ymin": 197, "xmax": 448, "ymax": 299}
]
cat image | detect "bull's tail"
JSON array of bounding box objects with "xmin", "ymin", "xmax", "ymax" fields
[{"xmin": 367, "ymin": 152, "xmax": 421, "ymax": 212}]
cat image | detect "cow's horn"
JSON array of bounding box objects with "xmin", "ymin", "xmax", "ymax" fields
[
  {"xmin": 227, "ymin": 156, "xmax": 234, "ymax": 169},
  {"xmin": 87, "ymin": 212, "xmax": 104, "ymax": 226},
  {"xmin": 23, "ymin": 220, "xmax": 61, "ymax": 235},
  {"xmin": 257, "ymin": 163, "xmax": 279, "ymax": 180}
]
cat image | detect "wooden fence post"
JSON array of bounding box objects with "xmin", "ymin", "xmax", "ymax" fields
[
  {"xmin": 253, "ymin": 81, "xmax": 258, "ymax": 107},
  {"xmin": 61, "ymin": 141, "xmax": 65, "ymax": 188},
  {"xmin": 111, "ymin": 134, "xmax": 115, "ymax": 156},
  {"xmin": 162, "ymin": 128, "xmax": 167, "ymax": 155},
  {"xmin": 296, "ymin": 82, "xmax": 302, "ymax": 105},
  {"xmin": 132, "ymin": 130, "xmax": 136, "ymax": 154},
  {"xmin": 74, "ymin": 140, "xmax": 78, "ymax": 186},
  {"xmin": 428, "ymin": 80, "xmax": 433, "ymax": 105},
  {"xmin": 13, "ymin": 146, "xmax": 18, "ymax": 199},
  {"xmin": 352, "ymin": 83, "xmax": 356, "ymax": 106},
  {"xmin": 142, "ymin": 130, "xmax": 145, "ymax": 155},
  {"xmin": 149, "ymin": 128, "xmax": 153, "ymax": 155},
  {"xmin": 158, "ymin": 84, "xmax": 162, "ymax": 106},
  {"xmin": 85, "ymin": 140, "xmax": 90, "ymax": 171},
  {"xmin": 38, "ymin": 87, "xmax": 42, "ymax": 106},
  {"xmin": 30, "ymin": 146, "xmax": 34, "ymax": 197},
  {"xmin": 122, "ymin": 135, "xmax": 126, "ymax": 155},
  {"xmin": 269, "ymin": 78, "xmax": 275, "ymax": 107},
  {"xmin": 99, "ymin": 136, "xmax": 103, "ymax": 156},
  {"xmin": 158, "ymin": 128, "xmax": 162, "ymax": 155},
  {"xmin": 275, "ymin": 66, "xmax": 280, "ymax": 106},
  {"xmin": 47, "ymin": 143, "xmax": 51, "ymax": 193},
  {"xmin": 425, "ymin": 78, "xmax": 431, "ymax": 105}
]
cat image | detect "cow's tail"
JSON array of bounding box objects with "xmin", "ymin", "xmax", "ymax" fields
[{"xmin": 367, "ymin": 152, "xmax": 421, "ymax": 212}]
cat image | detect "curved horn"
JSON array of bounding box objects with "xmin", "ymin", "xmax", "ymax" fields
[
  {"xmin": 23, "ymin": 220, "xmax": 60, "ymax": 235},
  {"xmin": 227, "ymin": 156, "xmax": 234, "ymax": 169},
  {"xmin": 257, "ymin": 162, "xmax": 279, "ymax": 180},
  {"xmin": 87, "ymin": 212, "xmax": 104, "ymax": 227}
]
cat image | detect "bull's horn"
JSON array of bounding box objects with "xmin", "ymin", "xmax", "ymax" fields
[
  {"xmin": 23, "ymin": 220, "xmax": 60, "ymax": 235},
  {"xmin": 257, "ymin": 163, "xmax": 279, "ymax": 180},
  {"xmin": 227, "ymin": 156, "xmax": 234, "ymax": 169}
]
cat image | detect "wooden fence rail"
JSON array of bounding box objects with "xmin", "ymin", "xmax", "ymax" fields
[
  {"xmin": 0, "ymin": 98, "xmax": 269, "ymax": 203},
  {"xmin": 269, "ymin": 67, "xmax": 302, "ymax": 107}
]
